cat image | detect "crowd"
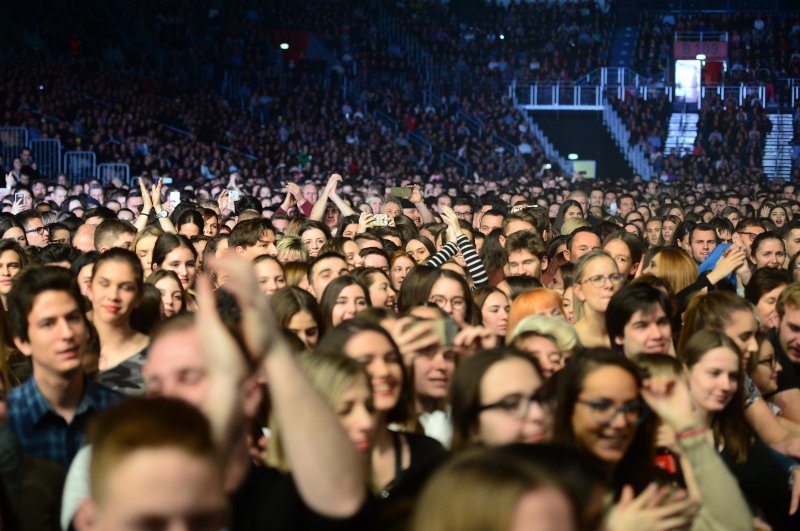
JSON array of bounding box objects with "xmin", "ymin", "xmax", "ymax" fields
[
  {"xmin": 6, "ymin": 1, "xmax": 800, "ymax": 531},
  {"xmin": 1, "ymin": 149, "xmax": 800, "ymax": 530}
]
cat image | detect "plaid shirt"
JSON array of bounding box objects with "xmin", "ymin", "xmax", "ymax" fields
[{"xmin": 8, "ymin": 377, "xmax": 122, "ymax": 470}]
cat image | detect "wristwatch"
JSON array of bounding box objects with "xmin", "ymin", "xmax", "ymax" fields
[{"xmin": 156, "ymin": 209, "xmax": 168, "ymax": 219}]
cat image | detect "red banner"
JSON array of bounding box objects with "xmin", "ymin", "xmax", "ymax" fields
[{"xmin": 673, "ymin": 41, "xmax": 728, "ymax": 62}]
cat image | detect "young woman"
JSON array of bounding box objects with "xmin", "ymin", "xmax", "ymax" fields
[
  {"xmin": 680, "ymin": 330, "xmax": 800, "ymax": 529},
  {"xmin": 270, "ymin": 286, "xmax": 323, "ymax": 350},
  {"xmin": 319, "ymin": 276, "xmax": 369, "ymax": 330},
  {"xmin": 145, "ymin": 269, "xmax": 187, "ymax": 317},
  {"xmin": 572, "ymin": 250, "xmax": 624, "ymax": 348},
  {"xmin": 553, "ymin": 200, "xmax": 584, "ymax": 236},
  {"xmin": 398, "ymin": 266, "xmax": 481, "ymax": 327},
  {"xmin": 390, "ymin": 252, "xmax": 416, "ymax": 292},
  {"xmin": 252, "ymin": 255, "xmax": 286, "ymax": 296},
  {"xmin": 748, "ymin": 231, "xmax": 787, "ymax": 271},
  {"xmin": 450, "ymin": 348, "xmax": 549, "ymax": 452},
  {"xmin": 406, "ymin": 236, "xmax": 436, "ymax": 264},
  {"xmin": 0, "ymin": 217, "xmax": 28, "ymax": 247},
  {"xmin": 744, "ymin": 267, "xmax": 792, "ymax": 330},
  {"xmin": 769, "ymin": 205, "xmax": 790, "ymax": 229},
  {"xmin": 315, "ymin": 319, "xmax": 446, "ymax": 503},
  {"xmin": 90, "ymin": 249, "xmax": 150, "ymax": 396},
  {"xmin": 319, "ymin": 237, "xmax": 363, "ymax": 269},
  {"xmin": 473, "ymin": 287, "xmax": 510, "ymax": 340},
  {"xmin": 268, "ymin": 351, "xmax": 374, "ymax": 472},
  {"xmin": 603, "ymin": 231, "xmax": 643, "ymax": 280},
  {"xmin": 507, "ymin": 288, "xmax": 565, "ymax": 334},
  {"xmin": 351, "ymin": 268, "xmax": 397, "ymax": 309},
  {"xmin": 0, "ymin": 240, "xmax": 26, "ymax": 309},
  {"xmin": 644, "ymin": 247, "xmax": 698, "ymax": 294},
  {"xmin": 176, "ymin": 209, "xmax": 204, "ymax": 238},
  {"xmin": 133, "ymin": 226, "xmax": 164, "ymax": 279},
  {"xmin": 506, "ymin": 315, "xmax": 578, "ymax": 379},
  {"xmin": 151, "ymin": 233, "xmax": 198, "ymax": 293},
  {"xmin": 299, "ymin": 219, "xmax": 331, "ymax": 258},
  {"xmin": 659, "ymin": 214, "xmax": 681, "ymax": 246}
]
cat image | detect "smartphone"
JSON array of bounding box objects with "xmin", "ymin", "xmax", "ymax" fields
[
  {"xmin": 229, "ymin": 189, "xmax": 241, "ymax": 202},
  {"xmin": 429, "ymin": 317, "xmax": 459, "ymax": 346},
  {"xmin": 373, "ymin": 214, "xmax": 389, "ymax": 226},
  {"xmin": 169, "ymin": 191, "xmax": 181, "ymax": 205},
  {"xmin": 14, "ymin": 192, "xmax": 24, "ymax": 203},
  {"xmin": 162, "ymin": 177, "xmax": 173, "ymax": 184},
  {"xmin": 543, "ymin": 163, "xmax": 552, "ymax": 170},
  {"xmin": 390, "ymin": 186, "xmax": 412, "ymax": 199}
]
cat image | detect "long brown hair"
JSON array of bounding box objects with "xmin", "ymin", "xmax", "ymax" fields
[{"xmin": 679, "ymin": 330, "xmax": 752, "ymax": 464}]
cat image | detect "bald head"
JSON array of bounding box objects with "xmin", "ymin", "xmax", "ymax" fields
[{"xmin": 72, "ymin": 224, "xmax": 97, "ymax": 253}]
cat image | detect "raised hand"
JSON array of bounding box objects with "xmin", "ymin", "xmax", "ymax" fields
[
  {"xmin": 138, "ymin": 177, "xmax": 154, "ymax": 213},
  {"xmin": 641, "ymin": 374, "xmax": 702, "ymax": 432},
  {"xmin": 324, "ymin": 173, "xmax": 342, "ymax": 196},
  {"xmin": 357, "ymin": 211, "xmax": 375, "ymax": 233},
  {"xmin": 409, "ymin": 184, "xmax": 423, "ymax": 204},
  {"xmin": 151, "ymin": 178, "xmax": 164, "ymax": 210},
  {"xmin": 607, "ymin": 483, "xmax": 699, "ymax": 531},
  {"xmin": 440, "ymin": 205, "xmax": 463, "ymax": 241}
]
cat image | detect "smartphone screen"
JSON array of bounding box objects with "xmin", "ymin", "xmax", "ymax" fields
[
  {"xmin": 390, "ymin": 186, "xmax": 412, "ymax": 199},
  {"xmin": 169, "ymin": 191, "xmax": 181, "ymax": 205}
]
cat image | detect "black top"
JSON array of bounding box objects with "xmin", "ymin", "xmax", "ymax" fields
[
  {"xmin": 722, "ymin": 437, "xmax": 800, "ymax": 530},
  {"xmin": 229, "ymin": 465, "xmax": 375, "ymax": 531},
  {"xmin": 767, "ymin": 330, "xmax": 800, "ymax": 397}
]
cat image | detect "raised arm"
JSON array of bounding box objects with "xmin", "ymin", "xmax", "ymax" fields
[
  {"xmin": 207, "ymin": 256, "xmax": 366, "ymax": 518},
  {"xmin": 150, "ymin": 178, "xmax": 177, "ymax": 233},
  {"xmin": 410, "ymin": 184, "xmax": 435, "ymax": 224}
]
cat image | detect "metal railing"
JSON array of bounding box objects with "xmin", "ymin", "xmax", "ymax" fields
[
  {"xmin": 31, "ymin": 138, "xmax": 62, "ymax": 178},
  {"xmin": 0, "ymin": 127, "xmax": 28, "ymax": 167},
  {"xmin": 518, "ymin": 114, "xmax": 571, "ymax": 175},
  {"xmin": 674, "ymin": 31, "xmax": 728, "ymax": 42},
  {"xmin": 96, "ymin": 163, "xmax": 132, "ymax": 185},
  {"xmin": 602, "ymin": 104, "xmax": 655, "ymax": 181},
  {"xmin": 64, "ymin": 151, "xmax": 97, "ymax": 184}
]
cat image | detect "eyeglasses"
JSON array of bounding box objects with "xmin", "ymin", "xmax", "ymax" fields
[
  {"xmin": 758, "ymin": 356, "xmax": 778, "ymax": 370},
  {"xmin": 581, "ymin": 273, "xmax": 625, "ymax": 288},
  {"xmin": 576, "ymin": 399, "xmax": 648, "ymax": 427},
  {"xmin": 738, "ymin": 231, "xmax": 762, "ymax": 240},
  {"xmin": 478, "ymin": 389, "xmax": 553, "ymax": 419},
  {"xmin": 430, "ymin": 296, "xmax": 466, "ymax": 310},
  {"xmin": 25, "ymin": 226, "xmax": 48, "ymax": 235}
]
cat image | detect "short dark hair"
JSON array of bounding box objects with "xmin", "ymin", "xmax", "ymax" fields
[
  {"xmin": 8, "ymin": 266, "xmax": 87, "ymax": 341},
  {"xmin": 94, "ymin": 219, "xmax": 137, "ymax": 252},
  {"xmin": 688, "ymin": 223, "xmax": 717, "ymax": 243},
  {"xmin": 606, "ymin": 284, "xmax": 672, "ymax": 348},
  {"xmin": 37, "ymin": 243, "xmax": 81, "ymax": 265},
  {"xmin": 565, "ymin": 227, "xmax": 599, "ymax": 253},
  {"xmin": 229, "ymin": 218, "xmax": 274, "ymax": 249},
  {"xmin": 307, "ymin": 252, "xmax": 347, "ymax": 284},
  {"xmin": 505, "ymin": 230, "xmax": 546, "ymax": 259}
]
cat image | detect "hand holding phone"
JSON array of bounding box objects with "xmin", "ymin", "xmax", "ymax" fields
[{"xmin": 390, "ymin": 186, "xmax": 412, "ymax": 199}]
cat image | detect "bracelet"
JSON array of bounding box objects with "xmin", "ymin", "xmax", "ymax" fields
[{"xmin": 675, "ymin": 426, "xmax": 709, "ymax": 440}]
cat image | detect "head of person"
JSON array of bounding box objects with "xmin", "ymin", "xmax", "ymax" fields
[
  {"xmin": 74, "ymin": 397, "xmax": 226, "ymax": 531},
  {"xmin": 554, "ymin": 200, "xmax": 584, "ymax": 235},
  {"xmin": 249, "ymin": 255, "xmax": 286, "ymax": 296},
  {"xmin": 307, "ymin": 252, "xmax": 349, "ymax": 300},
  {"xmin": 749, "ymin": 231, "xmax": 786, "ymax": 270},
  {"xmin": 175, "ymin": 209, "xmax": 204, "ymax": 238},
  {"xmin": 16, "ymin": 210, "xmax": 49, "ymax": 247},
  {"xmin": 564, "ymin": 227, "xmax": 601, "ymax": 264},
  {"xmin": 151, "ymin": 234, "xmax": 198, "ymax": 291},
  {"xmin": 552, "ymin": 349, "xmax": 654, "ymax": 493},
  {"xmin": 678, "ymin": 330, "xmax": 749, "ymax": 464},
  {"xmin": 422, "ymin": 268, "xmax": 480, "ymax": 327},
  {"xmin": 602, "ymin": 231, "xmax": 643, "ymax": 279},
  {"xmin": 507, "ymin": 288, "xmax": 565, "ymax": 333},
  {"xmin": 411, "ymin": 445, "xmax": 580, "ymax": 531},
  {"xmin": 145, "ymin": 269, "xmax": 188, "ymax": 318},
  {"xmin": 474, "ymin": 287, "xmax": 510, "ymax": 338},
  {"xmin": 319, "ymin": 275, "xmax": 369, "ymax": 330},
  {"xmin": 506, "ymin": 315, "xmax": 579, "ymax": 379},
  {"xmin": 94, "ymin": 219, "xmax": 137, "ymax": 253},
  {"xmin": 479, "ymin": 208, "xmax": 506, "ymax": 236},
  {"xmin": 769, "ymin": 205, "xmax": 789, "ymax": 228},
  {"xmin": 450, "ymin": 348, "xmax": 548, "ymax": 452},
  {"xmin": 299, "ymin": 219, "xmax": 331, "ymax": 258},
  {"xmin": 505, "ymin": 230, "xmax": 548, "ymax": 279},
  {"xmin": 88, "ymin": 248, "xmax": 145, "ymax": 325},
  {"xmin": 351, "ymin": 267, "xmax": 396, "ymax": 309},
  {"xmin": 7, "ymin": 266, "xmax": 89, "ymax": 375},
  {"xmin": 270, "ymin": 287, "xmax": 323, "ymax": 350},
  {"xmin": 572, "ymin": 250, "xmax": 623, "ymax": 322},
  {"xmin": 606, "ymin": 283, "xmax": 672, "ymax": 358},
  {"xmin": 315, "ymin": 319, "xmax": 413, "ymax": 426},
  {"xmin": 275, "ymin": 235, "xmax": 307, "ymax": 264},
  {"xmin": 687, "ymin": 223, "xmax": 718, "ymax": 265},
  {"xmin": 269, "ymin": 352, "xmax": 374, "ymax": 471},
  {"xmin": 0, "ymin": 216, "xmax": 28, "ymax": 247},
  {"xmin": 229, "ymin": 218, "xmax": 278, "ymax": 260},
  {"xmin": 777, "ymin": 283, "xmax": 800, "ymax": 363},
  {"xmin": 733, "ymin": 218, "xmax": 767, "ymax": 256},
  {"xmin": 0, "ymin": 239, "xmax": 28, "ymax": 301},
  {"xmin": 643, "ymin": 247, "xmax": 698, "ymax": 294},
  {"xmin": 679, "ymin": 291, "xmax": 759, "ymax": 364},
  {"xmin": 389, "ymin": 251, "xmax": 416, "ymax": 292},
  {"xmin": 744, "ymin": 267, "xmax": 791, "ymax": 330},
  {"xmin": 319, "ymin": 237, "xmax": 363, "ymax": 269},
  {"xmin": 405, "ymin": 236, "xmax": 436, "ymax": 264}
]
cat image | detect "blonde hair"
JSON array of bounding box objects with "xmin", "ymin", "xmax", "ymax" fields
[
  {"xmin": 268, "ymin": 352, "xmax": 369, "ymax": 473},
  {"xmin": 777, "ymin": 282, "xmax": 800, "ymax": 319},
  {"xmin": 506, "ymin": 314, "xmax": 579, "ymax": 352},
  {"xmin": 560, "ymin": 217, "xmax": 590, "ymax": 236},
  {"xmin": 652, "ymin": 247, "xmax": 697, "ymax": 293},
  {"xmin": 276, "ymin": 236, "xmax": 308, "ymax": 263}
]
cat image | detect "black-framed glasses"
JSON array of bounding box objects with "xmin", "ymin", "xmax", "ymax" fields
[
  {"xmin": 430, "ymin": 296, "xmax": 466, "ymax": 310},
  {"xmin": 478, "ymin": 389, "xmax": 553, "ymax": 419},
  {"xmin": 576, "ymin": 399, "xmax": 648, "ymax": 427},
  {"xmin": 581, "ymin": 273, "xmax": 625, "ymax": 288},
  {"xmin": 758, "ymin": 356, "xmax": 778, "ymax": 370},
  {"xmin": 24, "ymin": 226, "xmax": 48, "ymax": 235}
]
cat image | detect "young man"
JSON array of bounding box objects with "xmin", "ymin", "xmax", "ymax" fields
[
  {"xmin": 229, "ymin": 218, "xmax": 278, "ymax": 259},
  {"xmin": 504, "ymin": 231, "xmax": 548, "ymax": 279},
  {"xmin": 307, "ymin": 252, "xmax": 350, "ymax": 300},
  {"xmin": 93, "ymin": 219, "xmax": 137, "ymax": 253},
  {"xmin": 7, "ymin": 266, "xmax": 120, "ymax": 469},
  {"xmin": 16, "ymin": 210, "xmax": 49, "ymax": 247},
  {"xmin": 563, "ymin": 227, "xmax": 601, "ymax": 264},
  {"xmin": 688, "ymin": 223, "xmax": 718, "ymax": 265},
  {"xmin": 606, "ymin": 283, "xmax": 673, "ymax": 359},
  {"xmin": 74, "ymin": 398, "xmax": 227, "ymax": 531}
]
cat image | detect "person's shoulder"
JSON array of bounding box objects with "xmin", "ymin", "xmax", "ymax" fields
[
  {"xmin": 403, "ymin": 431, "xmax": 447, "ymax": 456},
  {"xmin": 86, "ymin": 382, "xmax": 125, "ymax": 405}
]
